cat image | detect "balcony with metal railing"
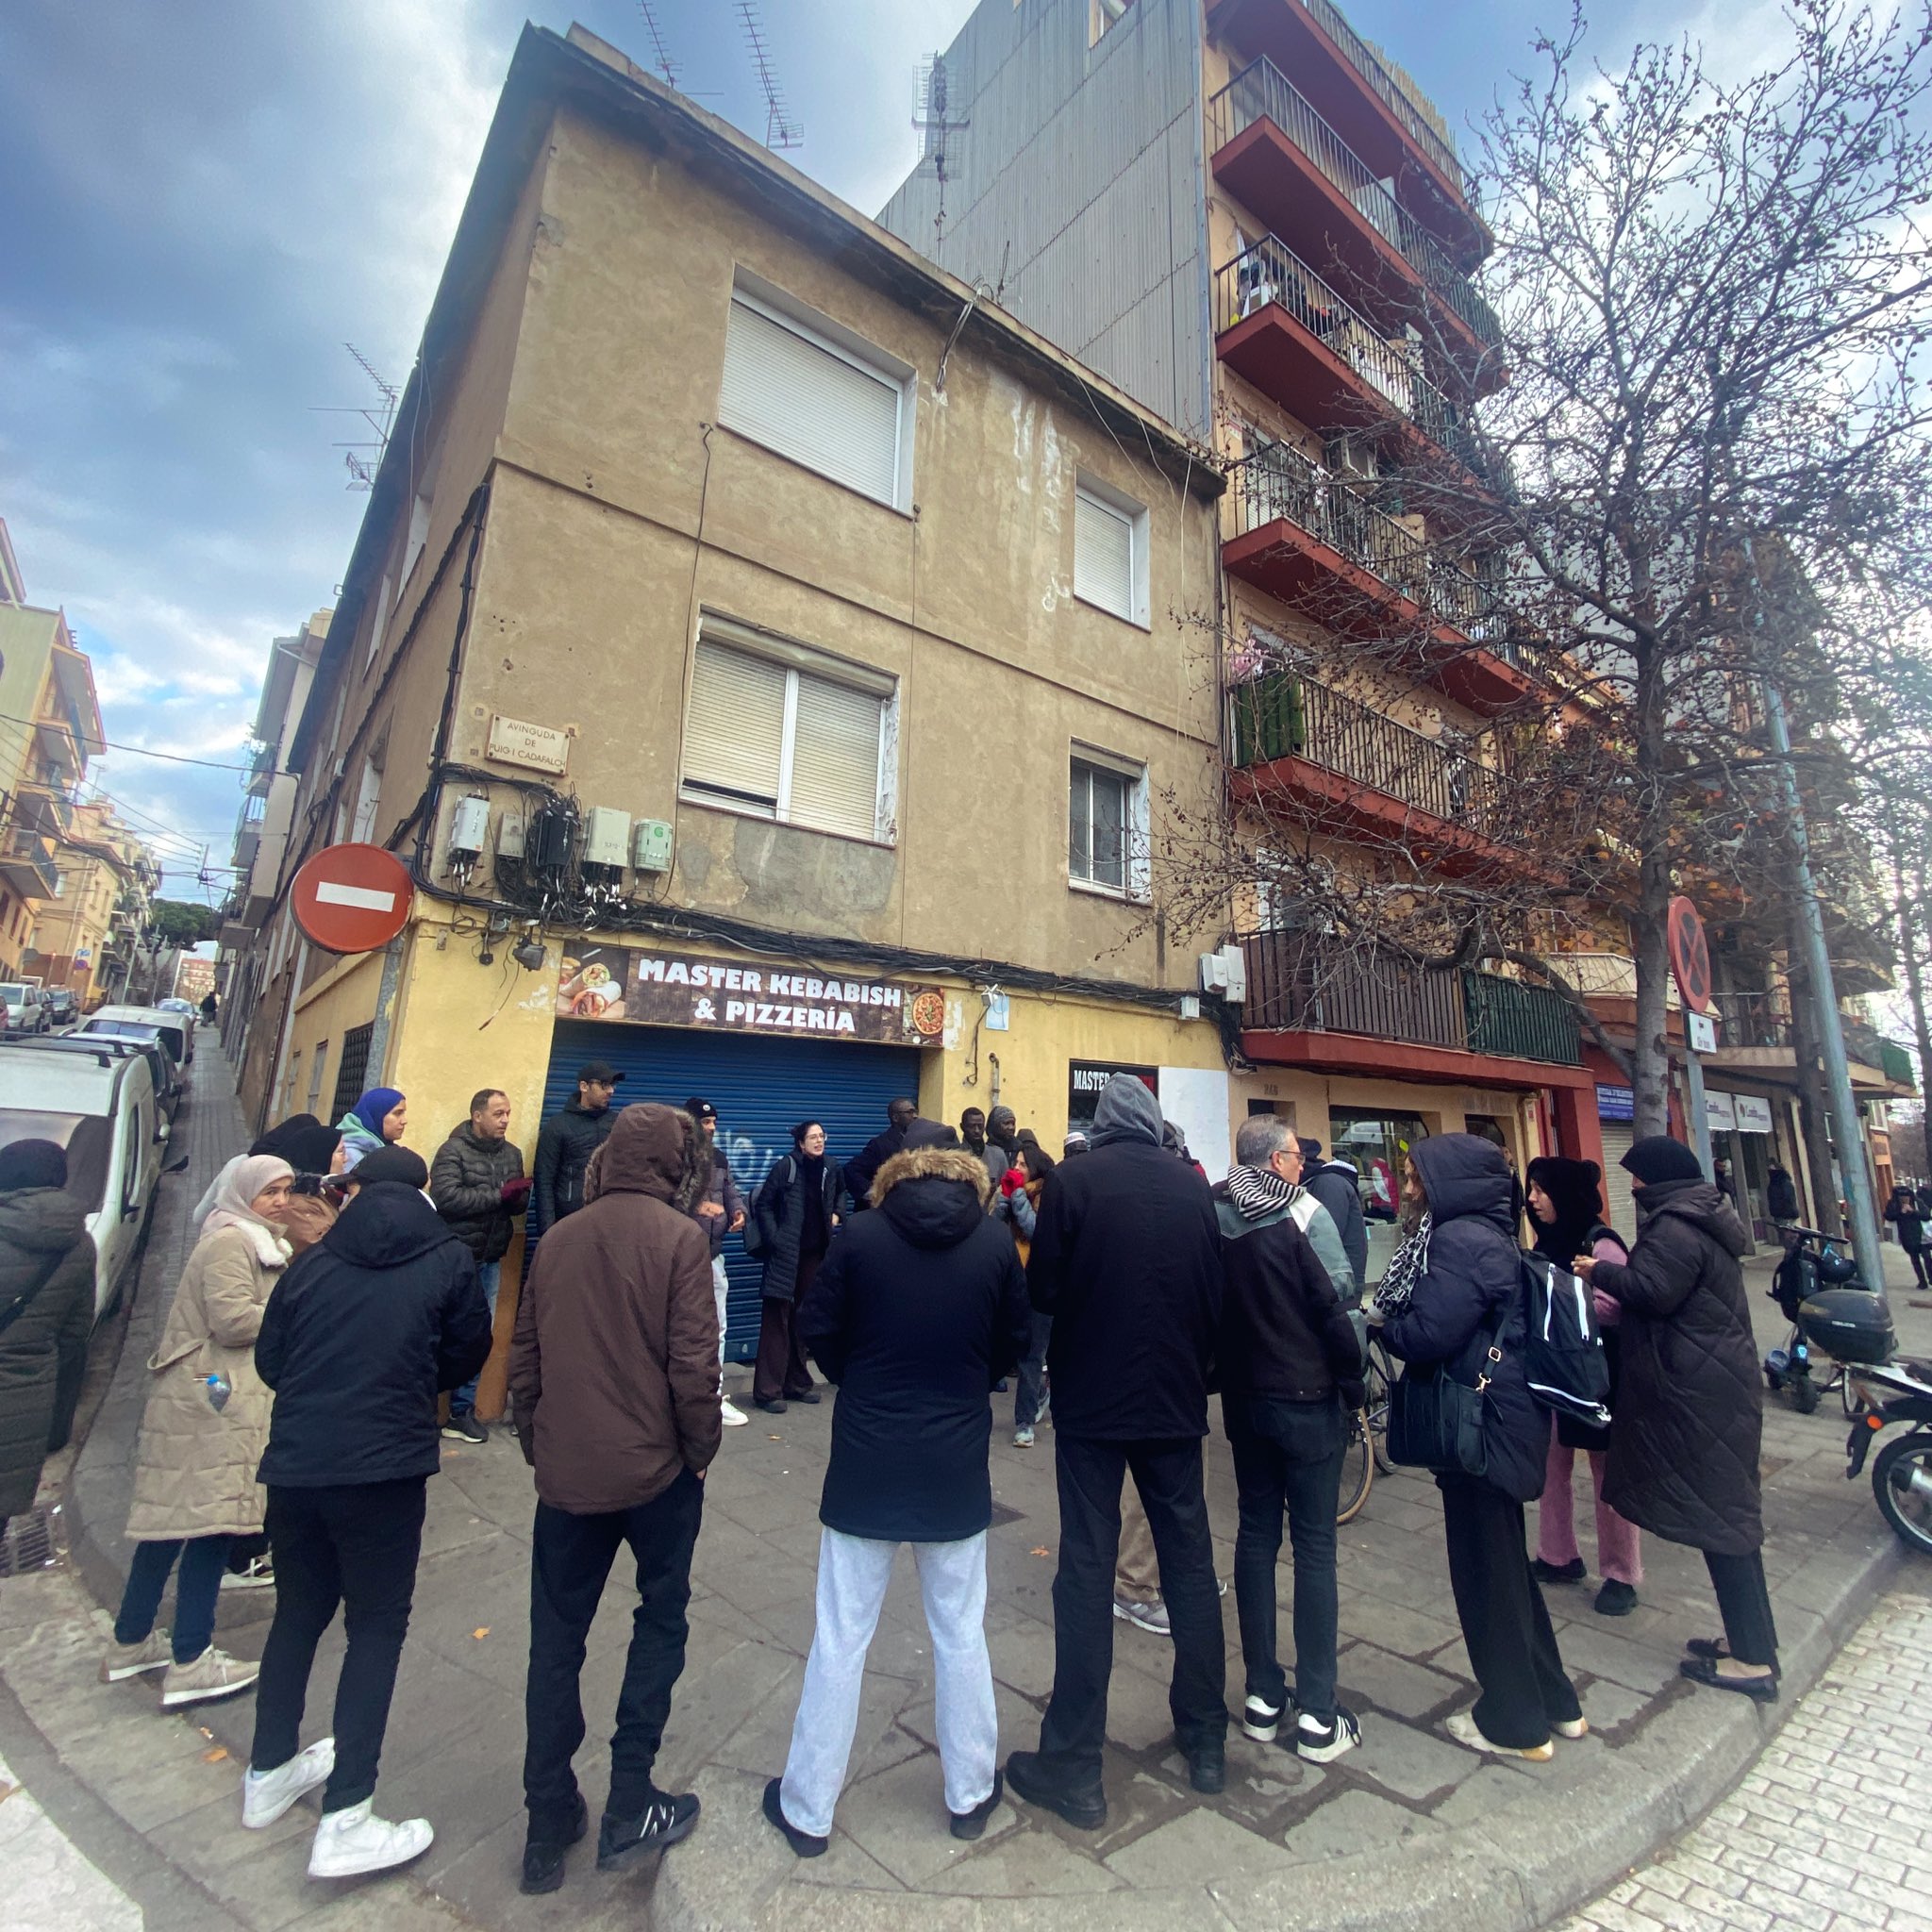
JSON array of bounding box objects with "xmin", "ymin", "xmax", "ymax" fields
[
  {"xmin": 1228, "ymin": 668, "xmax": 1521, "ymax": 869},
  {"xmin": 1239, "ymin": 927, "xmax": 1583, "ymax": 1067},
  {"xmin": 1208, "ymin": 59, "xmax": 1498, "ymax": 356},
  {"xmin": 0, "ymin": 827, "xmax": 61, "ymax": 899},
  {"xmin": 1712, "ymin": 990, "xmax": 1792, "ymax": 1050}
]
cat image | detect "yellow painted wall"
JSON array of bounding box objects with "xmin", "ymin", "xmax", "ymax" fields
[{"xmin": 281, "ymin": 950, "xmax": 385, "ymax": 1126}]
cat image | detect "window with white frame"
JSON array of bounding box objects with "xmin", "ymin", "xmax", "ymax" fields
[
  {"xmin": 1069, "ymin": 747, "xmax": 1149, "ymax": 898},
  {"xmin": 718, "ymin": 276, "xmax": 914, "ymax": 510},
  {"xmin": 1090, "ymin": 0, "xmax": 1132, "ymax": 44},
  {"xmin": 1074, "ymin": 475, "xmax": 1150, "ymax": 625},
  {"xmin": 681, "ymin": 625, "xmax": 894, "ymax": 845}
]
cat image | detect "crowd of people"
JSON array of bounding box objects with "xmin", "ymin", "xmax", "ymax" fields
[{"xmin": 0, "ymin": 1058, "xmax": 1783, "ymax": 1888}]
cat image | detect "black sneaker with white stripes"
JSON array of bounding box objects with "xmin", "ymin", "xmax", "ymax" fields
[
  {"xmin": 1242, "ymin": 1694, "xmax": 1284, "ymax": 1742},
  {"xmin": 1296, "ymin": 1705, "xmax": 1361, "ymax": 1763},
  {"xmin": 596, "ymin": 1789, "xmax": 700, "ymax": 1871}
]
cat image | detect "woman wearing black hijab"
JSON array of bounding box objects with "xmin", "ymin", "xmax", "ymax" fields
[
  {"xmin": 1575, "ymin": 1136, "xmax": 1776, "ymax": 1699},
  {"xmin": 1524, "ymin": 1158, "xmax": 1640, "ymax": 1615}
]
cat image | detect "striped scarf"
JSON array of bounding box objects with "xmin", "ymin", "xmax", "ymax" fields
[
  {"xmin": 1224, "ymin": 1163, "xmax": 1305, "ymax": 1222},
  {"xmin": 1374, "ymin": 1213, "xmax": 1434, "ymax": 1313}
]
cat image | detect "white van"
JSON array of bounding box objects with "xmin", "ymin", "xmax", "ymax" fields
[
  {"xmin": 77, "ymin": 1004, "xmax": 193, "ymax": 1071},
  {"xmin": 0, "ymin": 1041, "xmax": 167, "ymax": 1320}
]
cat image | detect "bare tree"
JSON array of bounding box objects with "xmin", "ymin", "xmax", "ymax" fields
[{"xmin": 1165, "ymin": 2, "xmax": 1932, "ymax": 1137}]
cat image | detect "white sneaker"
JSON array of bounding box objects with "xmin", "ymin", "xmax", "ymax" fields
[
  {"xmin": 100, "ymin": 1631, "xmax": 171, "ymax": 1682},
  {"xmin": 1242, "ymin": 1694, "xmax": 1283, "ymax": 1741},
  {"xmin": 307, "ymin": 1800, "xmax": 435, "ymax": 1878},
  {"xmin": 221, "ymin": 1557, "xmax": 275, "ymax": 1591},
  {"xmin": 160, "ymin": 1646, "xmax": 260, "ymax": 1708},
  {"xmin": 244, "ymin": 1739, "xmax": 336, "ymax": 1828},
  {"xmin": 1444, "ymin": 1709, "xmax": 1553, "ymax": 1761},
  {"xmin": 720, "ymin": 1398, "xmax": 748, "ymax": 1427}
]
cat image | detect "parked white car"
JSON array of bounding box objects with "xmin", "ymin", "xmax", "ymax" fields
[
  {"xmin": 0, "ymin": 981, "xmax": 50, "ymax": 1034},
  {"xmin": 0, "ymin": 1041, "xmax": 169, "ymax": 1320},
  {"xmin": 77, "ymin": 1003, "xmax": 193, "ymax": 1070}
]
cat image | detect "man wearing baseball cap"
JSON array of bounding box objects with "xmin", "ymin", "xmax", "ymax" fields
[{"xmin": 532, "ymin": 1062, "xmax": 624, "ymax": 1240}]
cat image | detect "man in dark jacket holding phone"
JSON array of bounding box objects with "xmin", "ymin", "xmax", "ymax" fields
[
  {"xmin": 1220, "ymin": 1115, "xmax": 1365, "ymax": 1762},
  {"xmin": 243, "ymin": 1146, "xmax": 491, "ymax": 1880},
  {"xmin": 1006, "ymin": 1074, "xmax": 1227, "ymax": 1827}
]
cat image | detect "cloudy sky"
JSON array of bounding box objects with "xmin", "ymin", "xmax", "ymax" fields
[{"xmin": 1, "ymin": 0, "xmax": 1697, "ymax": 894}]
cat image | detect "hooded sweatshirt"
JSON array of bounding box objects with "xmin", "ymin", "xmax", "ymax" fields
[
  {"xmin": 509, "ymin": 1104, "xmax": 722, "ymax": 1513},
  {"xmin": 799, "ymin": 1144, "xmax": 1032, "ymax": 1541},
  {"xmin": 1026, "ymin": 1073, "xmax": 1223, "ymax": 1440},
  {"xmin": 0, "ymin": 1187, "xmax": 95, "ymax": 1518},
  {"xmin": 256, "ymin": 1181, "xmax": 489, "ymax": 1487}
]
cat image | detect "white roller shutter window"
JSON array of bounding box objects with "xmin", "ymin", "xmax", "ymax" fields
[
  {"xmin": 1599, "ymin": 1122, "xmax": 1638, "ymax": 1248},
  {"xmin": 684, "ymin": 643, "xmax": 787, "ymax": 810},
  {"xmin": 721, "ymin": 298, "xmax": 903, "ymax": 506},
  {"xmin": 790, "ymin": 674, "xmax": 883, "ymax": 842},
  {"xmin": 1074, "ymin": 487, "xmax": 1135, "ymax": 619}
]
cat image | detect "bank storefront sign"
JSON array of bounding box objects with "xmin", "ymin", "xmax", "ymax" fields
[{"xmin": 554, "ymin": 941, "xmax": 946, "ymax": 1047}]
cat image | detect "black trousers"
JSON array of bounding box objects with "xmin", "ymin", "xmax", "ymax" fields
[
  {"xmin": 523, "ymin": 1468, "xmax": 704, "ymax": 1836},
  {"xmin": 1706, "ymin": 1548, "xmax": 1779, "ymax": 1668},
  {"xmin": 1037, "ymin": 1435, "xmax": 1227, "ymax": 1783},
  {"xmin": 753, "ymin": 1282, "xmax": 816, "ymax": 1405},
  {"xmin": 1438, "ymin": 1474, "xmax": 1581, "ymax": 1749},
  {"xmin": 253, "ymin": 1476, "xmax": 427, "ymax": 1810}
]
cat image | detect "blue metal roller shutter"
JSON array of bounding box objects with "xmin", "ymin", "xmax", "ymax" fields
[{"xmin": 541, "ymin": 1022, "xmax": 922, "ymax": 1359}]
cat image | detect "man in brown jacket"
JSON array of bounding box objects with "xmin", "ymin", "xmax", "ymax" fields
[{"xmin": 508, "ymin": 1104, "xmax": 722, "ymax": 1894}]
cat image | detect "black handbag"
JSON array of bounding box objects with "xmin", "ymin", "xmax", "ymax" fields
[{"xmin": 1386, "ymin": 1307, "xmax": 1505, "ymax": 1479}]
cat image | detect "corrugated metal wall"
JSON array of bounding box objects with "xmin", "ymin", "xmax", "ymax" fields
[{"xmin": 878, "ymin": 0, "xmax": 1210, "ymax": 439}]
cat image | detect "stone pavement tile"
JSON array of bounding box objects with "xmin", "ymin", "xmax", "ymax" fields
[
  {"xmin": 897, "ymin": 1675, "xmax": 1039, "ymax": 1763},
  {"xmin": 1426, "ymin": 1760, "xmax": 1541, "ymax": 1827},
  {"xmin": 1336, "ymin": 1588, "xmax": 1463, "ymax": 1658},
  {"xmin": 0, "ymin": 1747, "xmax": 144, "ymax": 1932},
  {"xmin": 1336, "ymin": 1641, "xmax": 1463, "ymax": 1720},
  {"xmin": 927, "ymin": 1818, "xmax": 1125, "ymax": 1896},
  {"xmin": 1346, "ymin": 1711, "xmax": 1488, "ymax": 1802},
  {"xmin": 791, "ymin": 1827, "xmax": 914, "ymax": 1893},
  {"xmin": 645, "ymin": 1760, "xmax": 824, "ymax": 1928},
  {"xmin": 1539, "ymin": 1619, "xmax": 1682, "ymax": 1693},
  {"xmin": 986, "ymin": 1615, "xmax": 1058, "ymax": 1699},
  {"xmin": 707, "ymin": 1653, "xmax": 920, "ymax": 1792},
  {"xmin": 1578, "ymin": 1676, "xmax": 1651, "ymax": 1732},
  {"xmin": 404, "ymin": 1717, "xmax": 529, "ymax": 1882},
  {"xmin": 425, "ymin": 1807, "xmax": 671, "ymax": 1932},
  {"xmin": 655, "ymin": 1637, "xmax": 805, "ymax": 1788},
  {"xmin": 1105, "ymin": 1657, "xmax": 1207, "ymax": 1752},
  {"xmin": 835, "ymin": 1750, "xmax": 1030, "ymax": 1890},
  {"xmin": 1103, "ymin": 1804, "xmax": 1299, "ymax": 1887},
  {"xmin": 1278, "ymin": 1788, "xmax": 1444, "ymax": 1862}
]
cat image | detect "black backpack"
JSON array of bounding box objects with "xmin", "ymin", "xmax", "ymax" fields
[{"xmin": 1520, "ymin": 1252, "xmax": 1611, "ymax": 1428}]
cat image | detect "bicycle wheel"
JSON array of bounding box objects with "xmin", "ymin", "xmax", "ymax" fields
[
  {"xmin": 1364, "ymin": 1342, "xmax": 1395, "ymax": 1475},
  {"xmin": 1336, "ymin": 1410, "xmax": 1374, "ymax": 1524}
]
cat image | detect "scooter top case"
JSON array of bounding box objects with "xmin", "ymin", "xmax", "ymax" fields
[{"xmin": 1798, "ymin": 1288, "xmax": 1896, "ymax": 1367}]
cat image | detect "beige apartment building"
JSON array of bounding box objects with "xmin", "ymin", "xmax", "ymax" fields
[
  {"xmin": 225, "ymin": 24, "xmax": 1237, "ymax": 1360},
  {"xmin": 22, "ymin": 799, "xmax": 155, "ymax": 1006}
]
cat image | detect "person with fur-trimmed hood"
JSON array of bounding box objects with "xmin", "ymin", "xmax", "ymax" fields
[{"xmin": 760, "ymin": 1122, "xmax": 1031, "ymax": 1858}]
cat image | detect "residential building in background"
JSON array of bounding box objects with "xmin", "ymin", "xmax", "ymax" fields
[
  {"xmin": 22, "ymin": 798, "xmax": 158, "ymax": 1008},
  {"xmin": 222, "ymin": 24, "xmax": 1232, "ymax": 1361}
]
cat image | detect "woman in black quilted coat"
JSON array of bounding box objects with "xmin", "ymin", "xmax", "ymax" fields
[{"xmin": 1576, "ymin": 1136, "xmax": 1777, "ymax": 1700}]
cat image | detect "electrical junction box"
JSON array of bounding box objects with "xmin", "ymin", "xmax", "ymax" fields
[
  {"xmin": 447, "ymin": 795, "xmax": 490, "ymax": 861},
  {"xmin": 632, "ymin": 818, "xmax": 675, "ymax": 874},
  {"xmin": 582, "ymin": 806, "xmax": 631, "ymax": 870},
  {"xmin": 495, "ymin": 811, "xmax": 525, "ymax": 860},
  {"xmin": 1199, "ymin": 944, "xmax": 1249, "ymax": 1003}
]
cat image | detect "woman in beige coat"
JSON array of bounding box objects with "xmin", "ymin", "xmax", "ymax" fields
[{"xmin": 100, "ymin": 1155, "xmax": 292, "ymax": 1708}]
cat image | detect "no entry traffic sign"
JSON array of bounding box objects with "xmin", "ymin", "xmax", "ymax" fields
[{"xmin": 291, "ymin": 843, "xmax": 414, "ymax": 955}]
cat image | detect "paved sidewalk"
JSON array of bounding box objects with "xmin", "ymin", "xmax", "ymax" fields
[
  {"xmin": 3, "ymin": 1038, "xmax": 1924, "ymax": 1931},
  {"xmin": 1557, "ymin": 1577, "xmax": 1932, "ymax": 1932}
]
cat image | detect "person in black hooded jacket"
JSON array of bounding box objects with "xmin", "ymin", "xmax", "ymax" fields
[
  {"xmin": 243, "ymin": 1147, "xmax": 491, "ymax": 1880},
  {"xmin": 1376, "ymin": 1134, "xmax": 1582, "ymax": 1761},
  {"xmin": 760, "ymin": 1132, "xmax": 1031, "ymax": 1857},
  {"xmin": 1576, "ymin": 1136, "xmax": 1777, "ymax": 1701}
]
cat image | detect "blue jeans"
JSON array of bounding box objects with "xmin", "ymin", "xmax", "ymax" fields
[
  {"xmin": 114, "ymin": 1535, "xmax": 231, "ymax": 1663},
  {"xmin": 1223, "ymin": 1392, "xmax": 1346, "ymax": 1720},
  {"xmin": 451, "ymin": 1260, "xmax": 501, "ymax": 1417}
]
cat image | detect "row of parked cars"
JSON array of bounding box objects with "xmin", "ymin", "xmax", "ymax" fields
[{"xmin": 0, "ymin": 1000, "xmax": 203, "ymax": 1323}]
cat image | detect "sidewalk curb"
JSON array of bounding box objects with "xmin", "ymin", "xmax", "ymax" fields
[{"xmin": 648, "ymin": 1536, "xmax": 1903, "ymax": 1932}]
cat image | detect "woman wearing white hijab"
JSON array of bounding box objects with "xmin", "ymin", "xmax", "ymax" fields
[{"xmin": 100, "ymin": 1155, "xmax": 293, "ymax": 1709}]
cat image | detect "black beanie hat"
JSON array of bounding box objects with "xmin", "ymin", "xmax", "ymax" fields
[
  {"xmin": 352, "ymin": 1145, "xmax": 431, "ymax": 1191},
  {"xmin": 0, "ymin": 1138, "xmax": 69, "ymax": 1192},
  {"xmin": 1621, "ymin": 1136, "xmax": 1704, "ymax": 1188}
]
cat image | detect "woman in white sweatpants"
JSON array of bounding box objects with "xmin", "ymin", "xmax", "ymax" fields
[{"xmin": 765, "ymin": 1135, "xmax": 1034, "ymax": 1853}]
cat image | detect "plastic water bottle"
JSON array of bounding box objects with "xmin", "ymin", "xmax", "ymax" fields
[{"xmin": 203, "ymin": 1373, "xmax": 231, "ymax": 1412}]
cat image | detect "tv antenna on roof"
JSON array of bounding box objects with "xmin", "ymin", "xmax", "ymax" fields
[
  {"xmin": 309, "ymin": 344, "xmax": 398, "ymax": 491},
  {"xmin": 637, "ymin": 1, "xmax": 679, "ymax": 88},
  {"xmin": 913, "ymin": 53, "xmax": 970, "ymax": 250},
  {"xmin": 737, "ymin": 2, "xmax": 802, "ymax": 149}
]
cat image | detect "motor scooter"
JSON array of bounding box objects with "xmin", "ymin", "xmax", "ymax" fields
[{"xmin": 1844, "ymin": 1353, "xmax": 1932, "ymax": 1556}]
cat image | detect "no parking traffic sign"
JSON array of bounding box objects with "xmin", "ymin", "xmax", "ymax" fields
[{"xmin": 291, "ymin": 843, "xmax": 414, "ymax": 955}]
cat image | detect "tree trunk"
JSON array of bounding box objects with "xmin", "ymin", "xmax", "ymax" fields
[
  {"xmin": 1631, "ymin": 859, "xmax": 1674, "ymax": 1140},
  {"xmin": 1894, "ymin": 858, "xmax": 1932, "ymax": 1186},
  {"xmin": 1788, "ymin": 958, "xmax": 1845, "ymax": 1237}
]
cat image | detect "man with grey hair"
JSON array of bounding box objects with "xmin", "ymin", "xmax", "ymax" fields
[{"xmin": 1216, "ymin": 1112, "xmax": 1367, "ymax": 1761}]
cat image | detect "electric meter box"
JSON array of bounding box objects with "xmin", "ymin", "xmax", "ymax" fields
[
  {"xmin": 447, "ymin": 795, "xmax": 491, "ymax": 859},
  {"xmin": 582, "ymin": 806, "xmax": 632, "ymax": 870},
  {"xmin": 495, "ymin": 812, "xmax": 525, "ymax": 859},
  {"xmin": 632, "ymin": 818, "xmax": 675, "ymax": 874}
]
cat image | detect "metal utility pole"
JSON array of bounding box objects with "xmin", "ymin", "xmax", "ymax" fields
[{"xmin": 1762, "ymin": 677, "xmax": 1888, "ymax": 1304}]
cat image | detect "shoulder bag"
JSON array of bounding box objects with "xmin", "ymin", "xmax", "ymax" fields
[{"xmin": 1386, "ymin": 1302, "xmax": 1506, "ymax": 1480}]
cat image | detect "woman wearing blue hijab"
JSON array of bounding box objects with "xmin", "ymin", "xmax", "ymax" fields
[{"xmin": 334, "ymin": 1088, "xmax": 408, "ymax": 1174}]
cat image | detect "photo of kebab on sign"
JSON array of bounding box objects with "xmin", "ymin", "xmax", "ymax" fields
[{"xmin": 555, "ymin": 948, "xmax": 631, "ymax": 1020}]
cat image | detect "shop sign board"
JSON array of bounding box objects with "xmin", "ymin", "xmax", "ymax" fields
[
  {"xmin": 554, "ymin": 941, "xmax": 945, "ymax": 1047},
  {"xmin": 1596, "ymin": 1084, "xmax": 1635, "ymax": 1121},
  {"xmin": 1706, "ymin": 1089, "xmax": 1738, "ymax": 1132},
  {"xmin": 487, "ymin": 714, "xmax": 570, "ymax": 774},
  {"xmin": 1068, "ymin": 1061, "xmax": 1158, "ymax": 1128},
  {"xmin": 1734, "ymin": 1093, "xmax": 1774, "ymax": 1133}
]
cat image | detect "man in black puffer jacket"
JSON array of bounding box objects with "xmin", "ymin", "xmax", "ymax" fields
[
  {"xmin": 429, "ymin": 1089, "xmax": 531, "ymax": 1444},
  {"xmin": 761, "ymin": 1133, "xmax": 1030, "ymax": 1857},
  {"xmin": 1006, "ymin": 1074, "xmax": 1227, "ymax": 1827},
  {"xmin": 1378, "ymin": 1134, "xmax": 1582, "ymax": 1761},
  {"xmin": 245, "ymin": 1148, "xmax": 491, "ymax": 1878}
]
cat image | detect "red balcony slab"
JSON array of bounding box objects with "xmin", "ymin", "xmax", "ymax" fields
[{"xmin": 1240, "ymin": 1027, "xmax": 1594, "ymax": 1089}]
